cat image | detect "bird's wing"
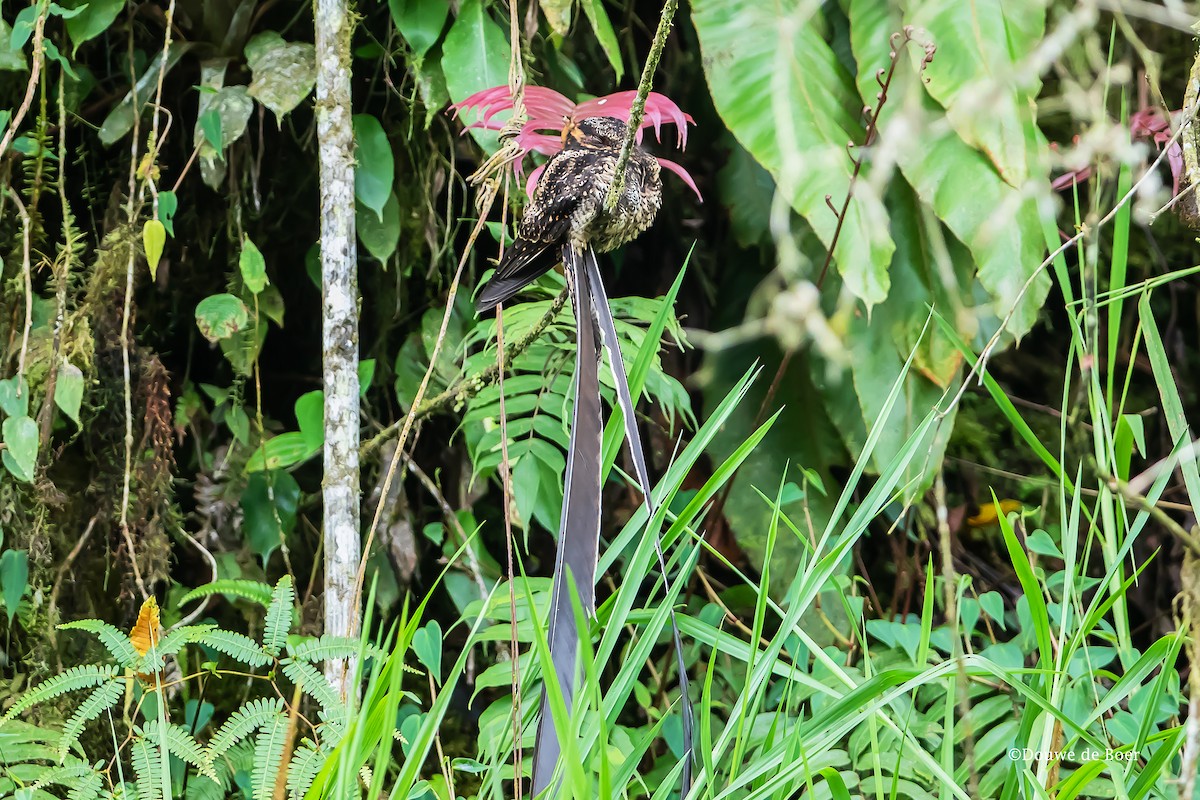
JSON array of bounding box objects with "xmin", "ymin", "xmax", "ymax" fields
[{"xmin": 475, "ymin": 150, "xmax": 598, "ymax": 312}]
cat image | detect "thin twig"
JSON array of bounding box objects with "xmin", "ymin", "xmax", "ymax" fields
[
  {"xmin": 604, "ymin": 0, "xmax": 679, "ymax": 211},
  {"xmin": 817, "ymin": 28, "xmax": 934, "ymax": 288}
]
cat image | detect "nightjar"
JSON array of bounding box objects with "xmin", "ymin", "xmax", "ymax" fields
[{"xmin": 475, "ymin": 116, "xmax": 663, "ymax": 312}]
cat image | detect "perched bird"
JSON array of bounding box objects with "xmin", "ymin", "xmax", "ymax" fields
[{"xmin": 474, "ymin": 115, "xmax": 663, "ymax": 312}]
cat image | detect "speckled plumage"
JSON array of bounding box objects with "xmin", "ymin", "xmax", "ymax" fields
[{"xmin": 475, "ymin": 116, "xmax": 663, "ymax": 312}]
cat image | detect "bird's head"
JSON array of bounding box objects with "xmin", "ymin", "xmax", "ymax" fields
[{"xmin": 560, "ymin": 116, "xmax": 629, "ymax": 150}]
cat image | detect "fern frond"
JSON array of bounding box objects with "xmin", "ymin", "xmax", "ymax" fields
[
  {"xmin": 67, "ymin": 767, "xmax": 103, "ymax": 800},
  {"xmin": 58, "ymin": 679, "xmax": 124, "ymax": 761},
  {"xmin": 130, "ymin": 735, "xmax": 166, "ymax": 800},
  {"xmin": 3, "ymin": 665, "xmax": 121, "ymax": 721},
  {"xmin": 280, "ymin": 659, "xmax": 347, "ymax": 730},
  {"xmin": 184, "ymin": 775, "xmax": 228, "ymax": 800},
  {"xmin": 285, "ymin": 740, "xmax": 326, "ymax": 800},
  {"xmin": 18, "ymin": 760, "xmax": 104, "ymax": 800},
  {"xmin": 57, "ymin": 621, "xmax": 139, "ymax": 667},
  {"xmin": 249, "ymin": 709, "xmax": 288, "ymax": 800},
  {"xmin": 179, "ymin": 580, "xmax": 275, "ymax": 609},
  {"xmin": 262, "ymin": 577, "xmax": 295, "ymax": 657},
  {"xmin": 205, "ymin": 697, "xmax": 284, "ymax": 762},
  {"xmin": 139, "ymin": 625, "xmax": 218, "ymax": 671},
  {"xmin": 196, "ymin": 629, "xmax": 271, "ymax": 667},
  {"xmin": 142, "ymin": 720, "xmax": 216, "ymax": 780},
  {"xmin": 286, "ymin": 635, "xmax": 382, "ymax": 664}
]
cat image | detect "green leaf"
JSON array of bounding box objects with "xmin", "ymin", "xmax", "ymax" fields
[
  {"xmin": 294, "ymin": 390, "xmax": 324, "ymax": 451},
  {"xmin": 540, "ymin": 0, "xmax": 573, "ymax": 37},
  {"xmin": 195, "ymin": 293, "xmax": 250, "ymax": 342},
  {"xmin": 389, "ymin": 0, "xmax": 449, "ymax": 56},
  {"xmin": 180, "ymin": 579, "xmax": 274, "ymax": 608},
  {"xmin": 442, "ymin": 0, "xmax": 510, "ymax": 149},
  {"xmin": 0, "ymin": 19, "xmax": 26, "ymax": 72},
  {"xmin": 245, "ymin": 31, "xmax": 316, "ymax": 121},
  {"xmin": 578, "ymin": 0, "xmax": 622, "ymax": 80},
  {"xmin": 0, "ymin": 375, "xmax": 30, "ymax": 416},
  {"xmin": 196, "ymin": 629, "xmax": 271, "ymax": 667},
  {"xmin": 157, "ymin": 190, "xmax": 178, "ymax": 237},
  {"xmin": 63, "ymin": 0, "xmax": 124, "ymax": 52},
  {"xmin": 262, "ymin": 576, "xmax": 295, "ymax": 657},
  {"xmin": 0, "ymin": 549, "xmax": 29, "ymax": 624},
  {"xmin": 98, "ymin": 43, "xmax": 190, "ymax": 146},
  {"xmin": 57, "ymin": 619, "xmax": 139, "ymax": 665},
  {"xmin": 239, "ymin": 236, "xmax": 268, "ymax": 294},
  {"xmin": 412, "ymin": 621, "xmax": 443, "ymax": 684},
  {"xmin": 2, "ymin": 414, "xmax": 39, "ymax": 482},
  {"xmin": 244, "ymin": 432, "xmax": 317, "ymax": 472},
  {"xmin": 142, "ymin": 219, "xmax": 166, "ymax": 280},
  {"xmin": 904, "ymin": 0, "xmax": 1045, "ymax": 186},
  {"xmin": 352, "ymin": 114, "xmax": 394, "ymax": 221},
  {"xmin": 10, "ymin": 6, "xmax": 37, "ymax": 50},
  {"xmin": 358, "ymin": 359, "xmax": 375, "ymax": 396},
  {"xmin": 53, "ymin": 362, "xmax": 84, "ymax": 424},
  {"xmin": 848, "ymin": 0, "xmax": 1050, "ymax": 337},
  {"xmin": 691, "ymin": 0, "xmax": 894, "ymax": 306},
  {"xmin": 240, "ymin": 470, "xmax": 301, "ymax": 567},
  {"xmin": 357, "ymin": 193, "xmax": 401, "ymax": 262}
]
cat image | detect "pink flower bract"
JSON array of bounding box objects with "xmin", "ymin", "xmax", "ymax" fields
[{"xmin": 452, "ymin": 85, "xmax": 701, "ymax": 201}]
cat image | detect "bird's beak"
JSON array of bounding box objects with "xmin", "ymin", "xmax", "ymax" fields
[{"xmin": 560, "ymin": 119, "xmax": 586, "ymax": 147}]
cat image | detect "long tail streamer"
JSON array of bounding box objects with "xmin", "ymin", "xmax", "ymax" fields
[{"xmin": 531, "ymin": 246, "xmax": 694, "ymax": 796}]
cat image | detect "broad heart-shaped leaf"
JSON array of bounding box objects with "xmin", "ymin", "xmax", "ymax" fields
[
  {"xmin": 294, "ymin": 390, "xmax": 324, "ymax": 451},
  {"xmin": 442, "ymin": 0, "xmax": 510, "ymax": 151},
  {"xmin": 411, "ymin": 621, "xmax": 443, "ymax": 685},
  {"xmin": 54, "ymin": 361, "xmax": 85, "ymax": 426},
  {"xmin": 691, "ymin": 0, "xmax": 894, "ymax": 307},
  {"xmin": 0, "ymin": 549, "xmax": 29, "ymax": 624},
  {"xmin": 62, "ymin": 0, "xmax": 124, "ymax": 53},
  {"xmin": 389, "ymin": 0, "xmax": 450, "ymax": 57},
  {"xmin": 240, "ymin": 470, "xmax": 301, "ymax": 567},
  {"xmin": 357, "ymin": 193, "xmax": 401, "ymax": 262},
  {"xmin": 847, "ymin": 0, "xmax": 1050, "ymax": 339},
  {"xmin": 2, "ymin": 415, "xmax": 38, "ymax": 483},
  {"xmin": 540, "ymin": 0, "xmax": 572, "ymax": 36},
  {"xmin": 195, "ymin": 293, "xmax": 250, "ymax": 342},
  {"xmin": 239, "ymin": 236, "xmax": 269, "ymax": 294},
  {"xmin": 352, "ymin": 114, "xmax": 394, "ymax": 221},
  {"xmin": 903, "ymin": 0, "xmax": 1046, "ymax": 186},
  {"xmin": 245, "ymin": 31, "xmax": 316, "ymax": 122},
  {"xmin": 0, "ymin": 375, "xmax": 29, "ymax": 417}
]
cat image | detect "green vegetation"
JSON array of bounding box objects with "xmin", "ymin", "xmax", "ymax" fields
[{"xmin": 2, "ymin": 0, "xmax": 1200, "ymax": 797}]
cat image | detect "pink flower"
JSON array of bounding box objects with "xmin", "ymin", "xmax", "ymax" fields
[
  {"xmin": 1052, "ymin": 108, "xmax": 1184, "ymax": 195},
  {"xmin": 452, "ymin": 85, "xmax": 701, "ymax": 201}
]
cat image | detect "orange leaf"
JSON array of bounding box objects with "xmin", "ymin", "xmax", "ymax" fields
[
  {"xmin": 130, "ymin": 595, "xmax": 161, "ymax": 657},
  {"xmin": 967, "ymin": 499, "xmax": 1023, "ymax": 528}
]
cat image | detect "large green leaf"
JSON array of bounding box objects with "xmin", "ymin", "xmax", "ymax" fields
[
  {"xmin": 904, "ymin": 0, "xmax": 1046, "ymax": 185},
  {"xmin": 847, "ymin": 0, "xmax": 1051, "ymax": 338},
  {"xmin": 353, "ymin": 114, "xmax": 394, "ymax": 222},
  {"xmin": 691, "ymin": 0, "xmax": 895, "ymax": 306},
  {"xmin": 389, "ymin": 0, "xmax": 450, "ymax": 57},
  {"xmin": 240, "ymin": 470, "xmax": 301, "ymax": 567},
  {"xmin": 245, "ymin": 31, "xmax": 316, "ymax": 122},
  {"xmin": 442, "ymin": 0, "xmax": 510, "ymax": 150}
]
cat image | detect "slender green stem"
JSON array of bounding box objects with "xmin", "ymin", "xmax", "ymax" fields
[{"xmin": 603, "ymin": 0, "xmax": 679, "ymax": 211}]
